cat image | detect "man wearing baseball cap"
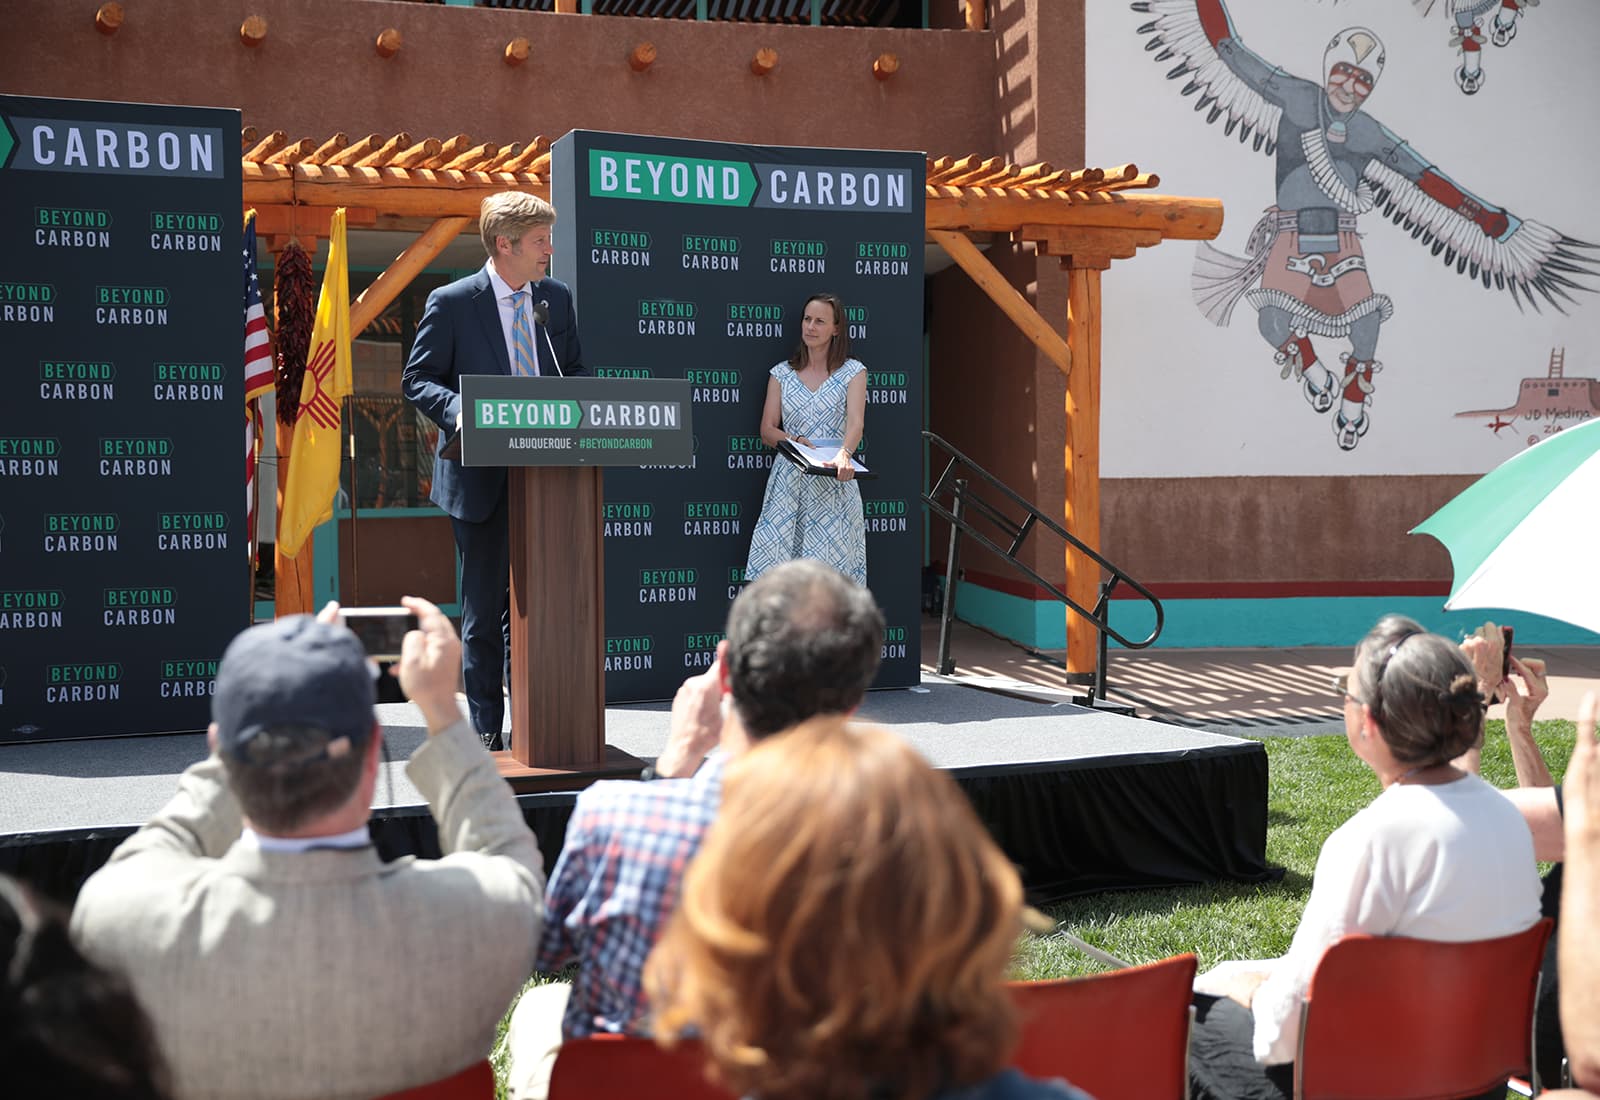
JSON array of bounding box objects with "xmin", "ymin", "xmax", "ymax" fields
[{"xmin": 71, "ymin": 597, "xmax": 544, "ymax": 1100}]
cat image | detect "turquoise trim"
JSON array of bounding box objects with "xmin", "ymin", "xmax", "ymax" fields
[
  {"xmin": 311, "ymin": 515, "xmax": 341, "ymax": 609},
  {"xmin": 253, "ymin": 599, "xmax": 274, "ymax": 623},
  {"xmin": 953, "ymin": 581, "xmax": 1600, "ymax": 649}
]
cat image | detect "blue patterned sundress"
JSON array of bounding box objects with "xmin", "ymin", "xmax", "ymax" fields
[{"xmin": 743, "ymin": 358, "xmax": 867, "ymax": 586}]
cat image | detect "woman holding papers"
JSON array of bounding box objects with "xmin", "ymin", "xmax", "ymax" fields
[
  {"xmin": 1187, "ymin": 615, "xmax": 1542, "ymax": 1100},
  {"xmin": 744, "ymin": 292, "xmax": 868, "ymax": 585}
]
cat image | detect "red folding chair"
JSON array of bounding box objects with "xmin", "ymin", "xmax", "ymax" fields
[
  {"xmin": 548, "ymin": 1035, "xmax": 737, "ymax": 1100},
  {"xmin": 1294, "ymin": 919, "xmax": 1553, "ymax": 1100},
  {"xmin": 1008, "ymin": 953, "xmax": 1199, "ymax": 1100},
  {"xmin": 372, "ymin": 1059, "xmax": 493, "ymax": 1100}
]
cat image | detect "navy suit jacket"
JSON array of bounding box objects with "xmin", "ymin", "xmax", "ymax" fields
[{"xmin": 402, "ymin": 265, "xmax": 586, "ymax": 523}]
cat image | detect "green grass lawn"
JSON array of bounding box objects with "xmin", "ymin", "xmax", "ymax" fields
[
  {"xmin": 493, "ymin": 720, "xmax": 1575, "ymax": 1097},
  {"xmin": 1018, "ymin": 719, "xmax": 1575, "ymax": 978}
]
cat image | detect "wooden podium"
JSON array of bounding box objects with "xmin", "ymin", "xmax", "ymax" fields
[{"xmin": 459, "ymin": 374, "xmax": 694, "ymax": 792}]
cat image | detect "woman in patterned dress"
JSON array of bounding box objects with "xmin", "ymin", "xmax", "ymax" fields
[{"xmin": 743, "ymin": 292, "xmax": 868, "ymax": 586}]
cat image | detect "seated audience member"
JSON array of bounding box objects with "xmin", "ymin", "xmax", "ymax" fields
[
  {"xmin": 507, "ymin": 559, "xmax": 885, "ymax": 1098},
  {"xmin": 645, "ymin": 719, "xmax": 1092, "ymax": 1100},
  {"xmin": 71, "ymin": 598, "xmax": 544, "ymax": 1100},
  {"xmin": 1188, "ymin": 615, "xmax": 1542, "ymax": 1100},
  {"xmin": 2, "ymin": 873, "xmax": 169, "ymax": 1100},
  {"xmin": 1558, "ymin": 693, "xmax": 1600, "ymax": 1093}
]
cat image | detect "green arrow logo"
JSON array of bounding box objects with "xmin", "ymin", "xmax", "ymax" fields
[
  {"xmin": 0, "ymin": 114, "xmax": 16, "ymax": 170},
  {"xmin": 475, "ymin": 398, "xmax": 583, "ymax": 430},
  {"xmin": 589, "ymin": 148, "xmax": 758, "ymax": 208}
]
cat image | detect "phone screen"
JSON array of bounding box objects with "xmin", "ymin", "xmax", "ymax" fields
[
  {"xmin": 343, "ymin": 607, "xmax": 419, "ymax": 661},
  {"xmin": 1500, "ymin": 625, "xmax": 1514, "ymax": 680}
]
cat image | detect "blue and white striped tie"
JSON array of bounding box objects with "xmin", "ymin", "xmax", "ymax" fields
[{"xmin": 511, "ymin": 289, "xmax": 538, "ymax": 377}]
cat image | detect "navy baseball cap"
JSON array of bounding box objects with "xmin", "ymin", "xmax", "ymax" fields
[{"xmin": 212, "ymin": 615, "xmax": 376, "ymax": 763}]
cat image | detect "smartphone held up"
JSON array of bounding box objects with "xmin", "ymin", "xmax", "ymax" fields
[{"xmin": 342, "ymin": 607, "xmax": 420, "ymax": 662}]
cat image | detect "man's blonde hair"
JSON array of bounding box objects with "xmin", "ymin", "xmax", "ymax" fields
[
  {"xmin": 479, "ymin": 192, "xmax": 556, "ymax": 255},
  {"xmin": 646, "ymin": 718, "xmax": 1024, "ymax": 1100}
]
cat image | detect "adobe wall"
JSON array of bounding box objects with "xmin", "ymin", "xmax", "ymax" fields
[{"xmin": 2, "ymin": 0, "xmax": 996, "ymax": 154}]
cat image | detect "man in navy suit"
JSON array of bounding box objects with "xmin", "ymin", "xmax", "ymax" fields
[{"xmin": 402, "ymin": 192, "xmax": 586, "ymax": 750}]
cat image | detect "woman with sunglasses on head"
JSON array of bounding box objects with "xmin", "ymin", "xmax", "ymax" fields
[{"xmin": 1187, "ymin": 614, "xmax": 1543, "ymax": 1100}]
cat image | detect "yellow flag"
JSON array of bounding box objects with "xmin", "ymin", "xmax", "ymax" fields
[{"xmin": 277, "ymin": 208, "xmax": 350, "ymax": 558}]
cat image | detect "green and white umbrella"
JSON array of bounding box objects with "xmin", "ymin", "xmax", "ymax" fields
[{"xmin": 1412, "ymin": 417, "xmax": 1600, "ymax": 635}]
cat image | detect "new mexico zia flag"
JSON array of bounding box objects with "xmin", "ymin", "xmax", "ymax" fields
[{"xmin": 278, "ymin": 207, "xmax": 351, "ymax": 558}]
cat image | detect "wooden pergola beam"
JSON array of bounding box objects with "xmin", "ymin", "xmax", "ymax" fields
[
  {"xmin": 349, "ymin": 216, "xmax": 473, "ymax": 337},
  {"xmin": 929, "ymin": 228, "xmax": 1071, "ymax": 378},
  {"xmin": 241, "ymin": 164, "xmax": 1222, "ymax": 241},
  {"xmin": 243, "ymin": 164, "xmax": 550, "ymax": 216},
  {"xmin": 927, "ymin": 190, "xmax": 1222, "ymax": 237}
]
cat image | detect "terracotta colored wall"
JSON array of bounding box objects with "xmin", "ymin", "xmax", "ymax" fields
[
  {"xmin": 1100, "ymin": 475, "xmax": 1467, "ymax": 589},
  {"xmin": 2, "ymin": 0, "xmax": 995, "ymax": 155}
]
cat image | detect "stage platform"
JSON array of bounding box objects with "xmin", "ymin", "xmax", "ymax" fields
[{"xmin": 0, "ymin": 675, "xmax": 1275, "ymax": 906}]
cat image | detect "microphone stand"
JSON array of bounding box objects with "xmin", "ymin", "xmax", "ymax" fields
[{"xmin": 532, "ymin": 299, "xmax": 566, "ymax": 377}]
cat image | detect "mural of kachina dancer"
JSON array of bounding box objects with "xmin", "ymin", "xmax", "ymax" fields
[
  {"xmin": 1410, "ymin": 0, "xmax": 1537, "ymax": 94},
  {"xmin": 1132, "ymin": 0, "xmax": 1598, "ymax": 451},
  {"xmin": 1457, "ymin": 347, "xmax": 1599, "ymax": 448}
]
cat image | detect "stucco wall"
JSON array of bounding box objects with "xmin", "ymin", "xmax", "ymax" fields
[{"xmin": 2, "ymin": 0, "xmax": 996, "ymax": 154}]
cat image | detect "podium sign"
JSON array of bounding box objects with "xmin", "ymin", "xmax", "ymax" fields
[{"xmin": 460, "ymin": 376, "xmax": 693, "ymax": 467}]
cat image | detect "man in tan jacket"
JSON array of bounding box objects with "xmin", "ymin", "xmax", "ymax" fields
[{"xmin": 71, "ymin": 597, "xmax": 543, "ymax": 1100}]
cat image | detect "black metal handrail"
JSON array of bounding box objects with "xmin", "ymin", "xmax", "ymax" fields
[{"xmin": 922, "ymin": 431, "xmax": 1163, "ymax": 701}]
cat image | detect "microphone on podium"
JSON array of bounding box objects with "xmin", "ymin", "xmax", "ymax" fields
[{"xmin": 532, "ymin": 299, "xmax": 566, "ymax": 377}]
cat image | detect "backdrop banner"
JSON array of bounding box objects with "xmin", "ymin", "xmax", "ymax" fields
[
  {"xmin": 553, "ymin": 130, "xmax": 925, "ymax": 701},
  {"xmin": 0, "ymin": 95, "xmax": 246, "ymax": 743}
]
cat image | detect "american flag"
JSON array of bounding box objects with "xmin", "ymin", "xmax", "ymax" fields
[
  {"xmin": 243, "ymin": 212, "xmax": 273, "ymax": 559},
  {"xmin": 244, "ymin": 213, "xmax": 273, "ymax": 400}
]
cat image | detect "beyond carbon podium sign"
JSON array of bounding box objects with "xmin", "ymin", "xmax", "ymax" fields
[
  {"xmin": 553, "ymin": 132, "xmax": 924, "ymax": 702},
  {"xmin": 0, "ymin": 96, "xmax": 245, "ymax": 743}
]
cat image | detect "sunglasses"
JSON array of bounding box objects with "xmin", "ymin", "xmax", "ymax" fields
[
  {"xmin": 1331, "ymin": 671, "xmax": 1364, "ymax": 705},
  {"xmin": 1332, "ymin": 633, "xmax": 1419, "ymax": 707}
]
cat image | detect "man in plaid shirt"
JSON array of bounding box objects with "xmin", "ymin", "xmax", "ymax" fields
[{"xmin": 509, "ymin": 561, "xmax": 883, "ymax": 1090}]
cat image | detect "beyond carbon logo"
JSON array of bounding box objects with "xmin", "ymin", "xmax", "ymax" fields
[
  {"xmin": 0, "ymin": 589, "xmax": 63, "ymax": 631},
  {"xmin": 682, "ymin": 501, "xmax": 740, "ymax": 537},
  {"xmin": 0, "ymin": 436, "xmax": 60, "ymax": 477},
  {"xmin": 638, "ymin": 568, "xmax": 698, "ymax": 604},
  {"xmin": 605, "ymin": 636, "xmax": 654, "ymax": 672},
  {"xmin": 682, "ymin": 234, "xmax": 740, "ymax": 271},
  {"xmin": 727, "ymin": 302, "xmax": 783, "ymax": 339},
  {"xmin": 0, "ymin": 281, "xmax": 56, "ymax": 323},
  {"xmin": 686, "ymin": 369, "xmax": 740, "ymax": 404},
  {"xmin": 864, "ymin": 499, "xmax": 909, "ymax": 533},
  {"xmin": 881, "ymin": 626, "xmax": 908, "ymax": 660},
  {"xmin": 683, "ymin": 631, "xmax": 725, "ymax": 670},
  {"xmin": 591, "ymin": 228, "xmax": 652, "ymax": 268},
  {"xmin": 157, "ymin": 511, "xmax": 228, "ymax": 551},
  {"xmin": 40, "ymin": 359, "xmax": 115, "ymax": 402},
  {"xmin": 46, "ymin": 662, "xmax": 121, "ymax": 703},
  {"xmin": 44, "ymin": 512, "xmax": 118, "ymax": 553},
  {"xmin": 160, "ymin": 658, "xmax": 219, "ymax": 698},
  {"xmin": 868, "ymin": 371, "xmax": 908, "ymax": 405},
  {"xmin": 603, "ymin": 502, "xmax": 653, "ymax": 537},
  {"xmin": 35, "ymin": 205, "xmax": 111, "ymax": 249}
]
